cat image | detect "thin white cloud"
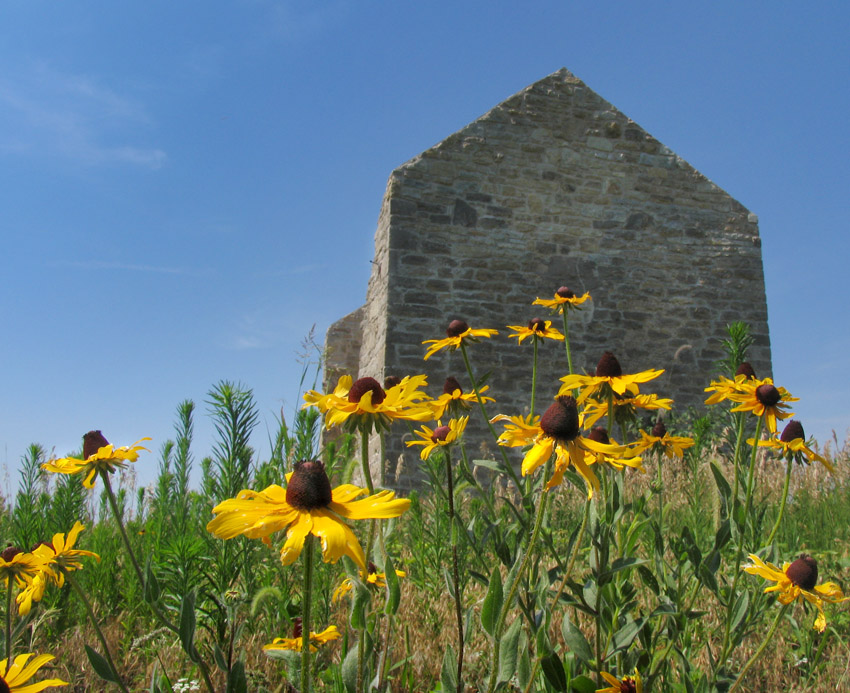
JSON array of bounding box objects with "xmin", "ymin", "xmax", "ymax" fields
[{"xmin": 0, "ymin": 62, "xmax": 166, "ymax": 169}]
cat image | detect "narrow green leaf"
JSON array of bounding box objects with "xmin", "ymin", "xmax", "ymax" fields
[
  {"xmin": 340, "ymin": 644, "xmax": 359, "ymax": 693},
  {"xmin": 441, "ymin": 645, "xmax": 458, "ymax": 693},
  {"xmin": 498, "ymin": 618, "xmax": 523, "ymax": 683},
  {"xmin": 179, "ymin": 590, "xmax": 198, "ymax": 662},
  {"xmin": 143, "ymin": 555, "xmax": 161, "ymax": 603},
  {"xmin": 84, "ymin": 644, "xmax": 119, "ymax": 683},
  {"xmin": 570, "ymin": 674, "xmax": 598, "ymax": 693},
  {"xmin": 710, "ymin": 460, "xmax": 731, "ymax": 502},
  {"xmin": 607, "ymin": 617, "xmax": 645, "ymax": 656},
  {"xmin": 561, "ymin": 618, "xmax": 593, "ymax": 664},
  {"xmin": 517, "ymin": 634, "xmax": 531, "ymax": 691},
  {"xmin": 226, "ymin": 660, "xmax": 247, "ymax": 693},
  {"xmin": 481, "ymin": 566, "xmax": 503, "ymax": 637},
  {"xmin": 383, "ymin": 555, "xmax": 401, "ymax": 615},
  {"xmin": 730, "ymin": 590, "xmax": 750, "ymax": 632},
  {"xmin": 350, "ymin": 584, "xmax": 370, "ymax": 631},
  {"xmin": 540, "ymin": 651, "xmax": 568, "ymax": 692}
]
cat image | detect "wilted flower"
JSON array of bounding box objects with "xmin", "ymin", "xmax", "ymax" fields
[{"xmin": 263, "ymin": 624, "xmax": 341, "ymax": 653}]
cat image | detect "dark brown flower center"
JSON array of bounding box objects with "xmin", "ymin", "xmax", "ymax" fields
[
  {"xmin": 755, "ymin": 384, "xmax": 781, "ymax": 407},
  {"xmin": 780, "ymin": 420, "xmax": 805, "ymax": 443},
  {"xmin": 83, "ymin": 430, "xmax": 110, "ymax": 459},
  {"xmin": 348, "ymin": 377, "xmax": 386, "ymax": 405},
  {"xmin": 431, "ymin": 425, "xmax": 451, "ymax": 443},
  {"xmin": 556, "ymin": 286, "xmax": 575, "ymax": 299},
  {"xmin": 586, "ymin": 426, "xmax": 610, "ymax": 445},
  {"xmin": 528, "ymin": 318, "xmax": 547, "ymax": 332},
  {"xmin": 443, "ymin": 376, "xmax": 463, "ymax": 395},
  {"xmin": 651, "ymin": 421, "xmax": 667, "ymax": 438},
  {"xmin": 292, "ymin": 616, "xmax": 303, "ymax": 639},
  {"xmin": 735, "ymin": 362, "xmax": 757, "ymax": 379},
  {"xmin": 383, "ymin": 375, "xmax": 401, "ymax": 390},
  {"xmin": 786, "ymin": 554, "xmax": 818, "ymax": 591},
  {"xmin": 596, "ymin": 351, "xmax": 623, "ymax": 378},
  {"xmin": 1, "ymin": 546, "xmax": 20, "ymax": 562},
  {"xmin": 540, "ymin": 396, "xmax": 580, "ymax": 442},
  {"xmin": 619, "ymin": 679, "xmax": 637, "ymax": 693},
  {"xmin": 446, "ymin": 319, "xmax": 469, "ymax": 338},
  {"xmin": 0, "ymin": 675, "xmax": 9, "ymax": 693},
  {"xmin": 286, "ymin": 460, "xmax": 333, "ymax": 511}
]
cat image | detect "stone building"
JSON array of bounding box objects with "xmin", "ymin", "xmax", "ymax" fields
[{"xmin": 324, "ymin": 68, "xmax": 771, "ymax": 489}]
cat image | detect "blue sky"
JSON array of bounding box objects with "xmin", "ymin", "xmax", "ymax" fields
[{"xmin": 2, "ymin": 2, "xmax": 848, "ymax": 491}]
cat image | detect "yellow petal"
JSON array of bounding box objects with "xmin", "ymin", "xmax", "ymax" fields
[
  {"xmin": 311, "ymin": 511, "xmax": 366, "ymax": 570},
  {"xmin": 280, "ymin": 513, "xmax": 312, "ymax": 565}
]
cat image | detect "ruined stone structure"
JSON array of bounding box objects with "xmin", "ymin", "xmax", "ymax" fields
[{"xmin": 325, "ymin": 68, "xmax": 771, "ymax": 489}]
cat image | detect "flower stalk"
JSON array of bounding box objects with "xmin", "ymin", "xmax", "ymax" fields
[{"xmin": 300, "ymin": 536, "xmax": 316, "ymax": 693}]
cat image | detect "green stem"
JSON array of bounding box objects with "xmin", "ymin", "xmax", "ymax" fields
[
  {"xmin": 444, "ymin": 447, "xmax": 464, "ymax": 693},
  {"xmin": 459, "ymin": 343, "xmax": 524, "ymax": 496},
  {"xmin": 765, "ymin": 457, "xmax": 793, "ymax": 547},
  {"xmin": 100, "ymin": 472, "xmax": 215, "ymax": 693},
  {"xmin": 66, "ymin": 572, "xmax": 130, "ymax": 693},
  {"xmin": 729, "ymin": 603, "xmax": 790, "ymax": 693},
  {"xmin": 486, "ymin": 457, "xmax": 553, "ymax": 693},
  {"xmin": 549, "ymin": 496, "xmax": 591, "ymax": 611},
  {"xmin": 359, "ymin": 427, "xmax": 375, "ymax": 494},
  {"xmin": 530, "ymin": 338, "xmax": 539, "ymax": 420},
  {"xmin": 300, "ymin": 536, "xmax": 315, "ymax": 693},
  {"xmin": 729, "ymin": 412, "xmax": 747, "ymax": 526},
  {"xmin": 561, "ymin": 310, "xmax": 574, "ymax": 375},
  {"xmin": 5, "ymin": 576, "xmax": 12, "ymax": 675}
]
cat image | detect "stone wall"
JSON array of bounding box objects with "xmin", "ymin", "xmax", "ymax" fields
[{"xmin": 325, "ymin": 68, "xmax": 771, "ymax": 490}]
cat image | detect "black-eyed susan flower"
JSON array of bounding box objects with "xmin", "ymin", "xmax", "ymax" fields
[
  {"xmin": 0, "ymin": 547, "xmax": 43, "ymax": 589},
  {"xmin": 506, "ymin": 318, "xmax": 564, "ymax": 344},
  {"xmin": 332, "ymin": 564, "xmax": 407, "ymax": 603},
  {"xmin": 582, "ymin": 427, "xmax": 645, "ymax": 474},
  {"xmin": 559, "ymin": 352, "xmax": 663, "ymax": 405},
  {"xmin": 581, "ymin": 393, "xmax": 673, "ymax": 429},
  {"xmin": 0, "ymin": 653, "xmax": 68, "ymax": 691},
  {"xmin": 597, "ymin": 669, "xmax": 642, "ymax": 693},
  {"xmin": 15, "ymin": 572, "xmax": 47, "ymax": 616},
  {"xmin": 263, "ymin": 622, "xmax": 341, "ymax": 653},
  {"xmin": 430, "ymin": 376, "xmax": 494, "ymax": 419},
  {"xmin": 30, "ymin": 521, "xmax": 100, "ymax": 589},
  {"xmin": 749, "ymin": 420, "xmax": 834, "ymax": 472},
  {"xmin": 422, "ymin": 319, "xmax": 498, "ymax": 360},
  {"xmin": 730, "ymin": 379, "xmax": 797, "ymax": 433},
  {"xmin": 207, "ymin": 460, "xmax": 410, "ymax": 572},
  {"xmin": 745, "ymin": 553, "xmax": 848, "ymax": 632},
  {"xmin": 303, "ymin": 374, "xmax": 432, "ymax": 433},
  {"xmin": 704, "ymin": 362, "xmax": 759, "ymax": 405},
  {"xmin": 532, "ymin": 286, "xmax": 591, "ymax": 314},
  {"xmin": 631, "ymin": 421, "xmax": 695, "ymax": 460},
  {"xmin": 490, "ymin": 413, "xmax": 541, "ymax": 448},
  {"xmin": 42, "ymin": 431, "xmax": 150, "ymax": 489},
  {"xmin": 406, "ymin": 417, "xmax": 468, "ymax": 461}
]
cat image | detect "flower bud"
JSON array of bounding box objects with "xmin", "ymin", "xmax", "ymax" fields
[
  {"xmin": 446, "ymin": 320, "xmax": 469, "ymax": 338},
  {"xmin": 540, "ymin": 397, "xmax": 580, "ymax": 441},
  {"xmin": 786, "ymin": 554, "xmax": 818, "ymax": 591},
  {"xmin": 596, "ymin": 351, "xmax": 623, "ymax": 378},
  {"xmin": 755, "ymin": 384, "xmax": 781, "ymax": 407},
  {"xmin": 348, "ymin": 377, "xmax": 386, "ymax": 405},
  {"xmin": 286, "ymin": 460, "xmax": 333, "ymax": 511},
  {"xmin": 735, "ymin": 362, "xmax": 756, "ymax": 379},
  {"xmin": 780, "ymin": 420, "xmax": 805, "ymax": 443},
  {"xmin": 556, "ymin": 286, "xmax": 575, "ymax": 299},
  {"xmin": 83, "ymin": 430, "xmax": 110, "ymax": 459},
  {"xmin": 443, "ymin": 376, "xmax": 463, "ymax": 395}
]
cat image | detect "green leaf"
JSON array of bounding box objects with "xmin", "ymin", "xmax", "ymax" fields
[
  {"xmin": 481, "ymin": 566, "xmax": 503, "ymax": 637},
  {"xmin": 441, "ymin": 645, "xmax": 458, "ymax": 693},
  {"xmin": 472, "ymin": 458, "xmax": 504, "ymax": 472},
  {"xmin": 561, "ymin": 619, "xmax": 593, "ymax": 664},
  {"xmin": 143, "ymin": 555, "xmax": 161, "ymax": 603},
  {"xmin": 540, "ymin": 651, "xmax": 568, "ymax": 692},
  {"xmin": 84, "ymin": 644, "xmax": 119, "ymax": 683},
  {"xmin": 730, "ymin": 590, "xmax": 750, "ymax": 632},
  {"xmin": 179, "ymin": 590, "xmax": 198, "ymax": 662},
  {"xmin": 599, "ymin": 557, "xmax": 647, "ymax": 582},
  {"xmin": 226, "ymin": 660, "xmax": 247, "ymax": 693},
  {"xmin": 517, "ymin": 634, "xmax": 531, "ymax": 691},
  {"xmin": 498, "ymin": 618, "xmax": 523, "ymax": 683},
  {"xmin": 341, "ymin": 643, "xmax": 359, "ymax": 693},
  {"xmin": 710, "ymin": 460, "xmax": 731, "ymax": 502},
  {"xmin": 350, "ymin": 583, "xmax": 370, "ymax": 631},
  {"xmin": 570, "ymin": 675, "xmax": 598, "ymax": 693},
  {"xmin": 384, "ymin": 555, "xmax": 401, "ymax": 615},
  {"xmin": 607, "ymin": 617, "xmax": 645, "ymax": 657}
]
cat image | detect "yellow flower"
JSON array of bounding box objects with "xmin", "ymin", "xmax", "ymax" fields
[
  {"xmin": 16, "ymin": 572, "xmax": 48, "ymax": 616},
  {"xmin": 0, "ymin": 653, "xmax": 68, "ymax": 691},
  {"xmin": 422, "ymin": 319, "xmax": 498, "ymax": 360},
  {"xmin": 559, "ymin": 352, "xmax": 663, "ymax": 405},
  {"xmin": 332, "ymin": 566, "xmax": 407, "ymax": 602},
  {"xmin": 0, "ymin": 548, "xmax": 43, "ymax": 589},
  {"xmin": 506, "ymin": 318, "xmax": 564, "ymax": 344},
  {"xmin": 581, "ymin": 393, "xmax": 673, "ymax": 429},
  {"xmin": 490, "ymin": 413, "xmax": 541, "ymax": 448},
  {"xmin": 729, "ymin": 379, "xmax": 797, "ymax": 433},
  {"xmin": 30, "ymin": 522, "xmax": 100, "ymax": 590},
  {"xmin": 631, "ymin": 422, "xmax": 695, "ymax": 460},
  {"xmin": 264, "ymin": 625, "xmax": 341, "ymax": 653},
  {"xmin": 430, "ymin": 376, "xmax": 494, "ymax": 419},
  {"xmin": 597, "ymin": 669, "xmax": 642, "ymax": 693},
  {"xmin": 207, "ymin": 460, "xmax": 410, "ymax": 572},
  {"xmin": 42, "ymin": 431, "xmax": 150, "ymax": 488},
  {"xmin": 744, "ymin": 553, "xmax": 848, "ymax": 632},
  {"xmin": 704, "ymin": 362, "xmax": 759, "ymax": 405},
  {"xmin": 532, "ymin": 286, "xmax": 591, "ymax": 314},
  {"xmin": 579, "ymin": 427, "xmax": 645, "ymax": 474},
  {"xmin": 748, "ymin": 420, "xmax": 834, "ymax": 472},
  {"xmin": 304, "ymin": 374, "xmax": 432, "ymax": 433},
  {"xmin": 406, "ymin": 417, "xmax": 468, "ymax": 460}
]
